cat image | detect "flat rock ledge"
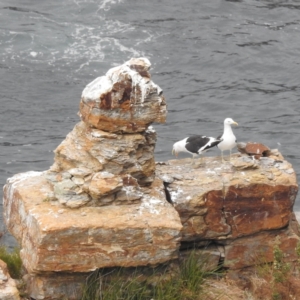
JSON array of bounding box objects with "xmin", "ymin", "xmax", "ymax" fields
[
  {"xmin": 156, "ymin": 151, "xmax": 297, "ymax": 242},
  {"xmin": 155, "ymin": 152, "xmax": 299, "ymax": 270},
  {"xmin": 4, "ymin": 174, "xmax": 181, "ymax": 273}
]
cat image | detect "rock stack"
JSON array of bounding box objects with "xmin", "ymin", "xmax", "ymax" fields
[
  {"xmin": 49, "ymin": 57, "xmax": 167, "ymax": 208},
  {"xmin": 3, "ymin": 58, "xmax": 182, "ymax": 299},
  {"xmin": 2, "ymin": 58, "xmax": 300, "ymax": 300}
]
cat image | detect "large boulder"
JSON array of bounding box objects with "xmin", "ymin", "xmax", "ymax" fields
[
  {"xmin": 223, "ymin": 225, "xmax": 299, "ymax": 269},
  {"xmin": 3, "ymin": 173, "xmax": 182, "ymax": 273},
  {"xmin": 79, "ymin": 57, "xmax": 166, "ymax": 133},
  {"xmin": 156, "ymin": 151, "xmax": 298, "ymax": 242}
]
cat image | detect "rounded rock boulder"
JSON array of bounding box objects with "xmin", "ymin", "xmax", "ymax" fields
[{"xmin": 79, "ymin": 57, "xmax": 167, "ymax": 133}]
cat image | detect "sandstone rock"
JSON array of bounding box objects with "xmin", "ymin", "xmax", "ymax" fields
[
  {"xmin": 0, "ymin": 260, "xmax": 20, "ymax": 300},
  {"xmin": 51, "ymin": 121, "xmax": 156, "ymax": 186},
  {"xmin": 291, "ymin": 212, "xmax": 300, "ymax": 236},
  {"xmin": 156, "ymin": 153, "xmax": 298, "ymax": 241},
  {"xmin": 115, "ymin": 186, "xmax": 143, "ymax": 205},
  {"xmin": 231, "ymin": 155, "xmax": 259, "ymax": 170},
  {"xmin": 46, "ymin": 121, "xmax": 158, "ymax": 208},
  {"xmin": 223, "ymin": 225, "xmax": 299, "ymax": 269},
  {"xmin": 41, "ymin": 59, "xmax": 162, "ymax": 210},
  {"xmin": 237, "ymin": 142, "xmax": 271, "ymax": 159},
  {"xmin": 3, "ymin": 56, "xmax": 300, "ymax": 300},
  {"xmin": 79, "ymin": 58, "xmax": 166, "ymax": 133},
  {"xmin": 3, "ymin": 172, "xmax": 182, "ymax": 273},
  {"xmin": 24, "ymin": 273, "xmax": 87, "ymax": 300},
  {"xmin": 88, "ymin": 172, "xmax": 123, "ymax": 199},
  {"xmin": 52, "ymin": 175, "xmax": 91, "ymax": 208}
]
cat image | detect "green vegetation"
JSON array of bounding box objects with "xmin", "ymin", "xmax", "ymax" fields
[
  {"xmin": 81, "ymin": 250, "xmax": 219, "ymax": 300},
  {"xmin": 272, "ymin": 246, "xmax": 291, "ymax": 283},
  {"xmin": 0, "ymin": 246, "xmax": 22, "ymax": 279},
  {"xmin": 251, "ymin": 244, "xmax": 299, "ymax": 300},
  {"xmin": 296, "ymin": 240, "xmax": 300, "ymax": 261},
  {"xmin": 271, "ymin": 246, "xmax": 291, "ymax": 300},
  {"xmin": 1, "ymin": 242, "xmax": 298, "ymax": 299},
  {"xmin": 79, "ymin": 242, "xmax": 300, "ymax": 300}
]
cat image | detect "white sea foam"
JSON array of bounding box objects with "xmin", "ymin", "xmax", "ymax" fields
[{"xmin": 30, "ymin": 51, "xmax": 38, "ymax": 57}]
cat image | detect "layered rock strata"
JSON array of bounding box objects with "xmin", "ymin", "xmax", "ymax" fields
[
  {"xmin": 47, "ymin": 57, "xmax": 166, "ymax": 209},
  {"xmin": 2, "ymin": 57, "xmax": 299, "ymax": 299},
  {"xmin": 156, "ymin": 151, "xmax": 297, "ymax": 242},
  {"xmin": 0, "ymin": 260, "xmax": 20, "ymax": 300},
  {"xmin": 4, "ymin": 173, "xmax": 181, "ymax": 273},
  {"xmin": 3, "ymin": 58, "xmax": 182, "ymax": 299},
  {"xmin": 3, "ymin": 58, "xmax": 182, "ymax": 275},
  {"xmin": 156, "ymin": 151, "xmax": 299, "ymax": 269},
  {"xmin": 24, "ymin": 272, "xmax": 87, "ymax": 300},
  {"xmin": 49, "ymin": 121, "xmax": 157, "ymax": 208}
]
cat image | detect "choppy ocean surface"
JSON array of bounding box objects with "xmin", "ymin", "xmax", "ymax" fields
[{"xmin": 1, "ymin": 0, "xmax": 300, "ymax": 247}]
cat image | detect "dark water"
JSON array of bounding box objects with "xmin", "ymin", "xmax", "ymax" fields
[{"xmin": 1, "ymin": 0, "xmax": 300, "ymax": 247}]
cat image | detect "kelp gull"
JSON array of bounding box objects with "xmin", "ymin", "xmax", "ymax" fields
[
  {"xmin": 172, "ymin": 135, "xmax": 222, "ymax": 165},
  {"xmin": 217, "ymin": 118, "xmax": 238, "ymax": 162}
]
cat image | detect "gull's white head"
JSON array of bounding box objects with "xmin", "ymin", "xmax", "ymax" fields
[{"xmin": 224, "ymin": 118, "xmax": 238, "ymax": 126}]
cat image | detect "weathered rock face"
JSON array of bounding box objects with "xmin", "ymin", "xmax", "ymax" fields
[
  {"xmin": 3, "ymin": 173, "xmax": 181, "ymax": 273},
  {"xmin": 79, "ymin": 57, "xmax": 166, "ymax": 133},
  {"xmin": 223, "ymin": 224, "xmax": 299, "ymax": 269},
  {"xmin": 24, "ymin": 273, "xmax": 87, "ymax": 300},
  {"xmin": 45, "ymin": 59, "xmax": 163, "ymax": 209},
  {"xmin": 2, "ymin": 58, "xmax": 183, "ymax": 299},
  {"xmin": 0, "ymin": 260, "xmax": 20, "ymax": 300},
  {"xmin": 156, "ymin": 152, "xmax": 298, "ymax": 243},
  {"xmin": 10, "ymin": 59, "xmax": 164, "ymax": 211},
  {"xmin": 2, "ymin": 57, "xmax": 300, "ymax": 299},
  {"xmin": 47, "ymin": 122, "xmax": 157, "ymax": 208},
  {"xmin": 52, "ymin": 121, "xmax": 156, "ymax": 177},
  {"xmin": 4, "ymin": 149, "xmax": 298, "ymax": 275}
]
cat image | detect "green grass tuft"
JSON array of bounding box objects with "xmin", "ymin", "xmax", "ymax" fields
[
  {"xmin": 81, "ymin": 268, "xmax": 153, "ymax": 300},
  {"xmin": 0, "ymin": 246, "xmax": 23, "ymax": 279},
  {"xmin": 81, "ymin": 249, "xmax": 219, "ymax": 300}
]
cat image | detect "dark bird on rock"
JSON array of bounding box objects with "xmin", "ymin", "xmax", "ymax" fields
[{"xmin": 172, "ymin": 135, "xmax": 222, "ymax": 165}]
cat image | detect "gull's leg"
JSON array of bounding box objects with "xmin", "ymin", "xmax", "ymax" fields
[
  {"xmin": 196, "ymin": 153, "xmax": 203, "ymax": 167},
  {"xmin": 190, "ymin": 154, "xmax": 195, "ymax": 165},
  {"xmin": 200, "ymin": 154, "xmax": 203, "ymax": 165},
  {"xmin": 193, "ymin": 153, "xmax": 202, "ymax": 169},
  {"xmin": 221, "ymin": 151, "xmax": 224, "ymax": 163},
  {"xmin": 229, "ymin": 149, "xmax": 232, "ymax": 161}
]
